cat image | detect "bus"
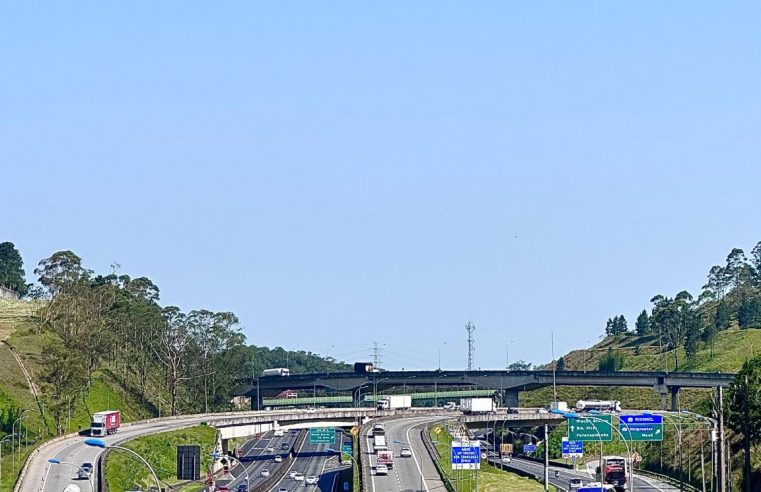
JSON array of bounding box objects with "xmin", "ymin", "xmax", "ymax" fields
[
  {"xmin": 262, "ymin": 368, "xmax": 290, "ymax": 377},
  {"xmin": 595, "ymin": 456, "xmax": 628, "ymax": 490}
]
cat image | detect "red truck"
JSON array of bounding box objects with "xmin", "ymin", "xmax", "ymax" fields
[{"xmin": 90, "ymin": 410, "xmax": 121, "ymax": 436}]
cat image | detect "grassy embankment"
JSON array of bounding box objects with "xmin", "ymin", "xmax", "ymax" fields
[
  {"xmin": 0, "ymin": 298, "xmax": 155, "ymax": 489},
  {"xmin": 104, "ymin": 424, "xmax": 217, "ymax": 492},
  {"xmin": 429, "ymin": 425, "xmax": 554, "ymax": 492}
]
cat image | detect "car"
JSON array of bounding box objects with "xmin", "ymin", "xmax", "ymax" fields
[
  {"xmin": 375, "ymin": 464, "xmax": 389, "ymax": 475},
  {"xmin": 273, "ymin": 429, "xmax": 284, "ymax": 437},
  {"xmin": 261, "ymin": 468, "xmax": 270, "ymax": 477},
  {"xmin": 280, "ymin": 442, "xmax": 290, "ymax": 449},
  {"xmin": 78, "ymin": 462, "xmax": 93, "ymax": 479},
  {"xmin": 305, "ymin": 476, "xmax": 318, "ymax": 485},
  {"xmin": 278, "ymin": 488, "xmax": 288, "ymax": 492},
  {"xmin": 501, "ymin": 456, "xmax": 511, "ymax": 463},
  {"xmin": 236, "ymin": 484, "xmax": 248, "ymax": 492},
  {"xmin": 274, "ymin": 454, "xmax": 283, "ymax": 463},
  {"xmin": 266, "ymin": 446, "xmax": 275, "ymax": 453},
  {"xmin": 399, "ymin": 448, "xmax": 412, "ymax": 457},
  {"xmin": 289, "ymin": 471, "xmax": 298, "ymax": 479},
  {"xmin": 217, "ymin": 487, "xmax": 230, "ymax": 492},
  {"xmin": 536, "ymin": 408, "xmax": 549, "ymax": 414},
  {"xmin": 568, "ymin": 478, "xmax": 584, "ymax": 490},
  {"xmin": 293, "ymin": 472, "xmax": 305, "ymax": 481}
]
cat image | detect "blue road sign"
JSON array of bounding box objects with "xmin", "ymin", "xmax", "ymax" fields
[
  {"xmin": 451, "ymin": 441, "xmax": 481, "ymax": 470},
  {"xmin": 523, "ymin": 444, "xmax": 537, "ymax": 453},
  {"xmin": 561, "ymin": 437, "xmax": 583, "ymax": 456},
  {"xmin": 619, "ymin": 414, "xmax": 663, "ymax": 425}
]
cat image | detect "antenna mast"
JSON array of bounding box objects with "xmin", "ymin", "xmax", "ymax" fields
[{"xmin": 466, "ymin": 321, "xmax": 476, "ymax": 370}]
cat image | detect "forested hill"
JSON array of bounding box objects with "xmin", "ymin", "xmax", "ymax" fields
[
  {"xmin": 550, "ymin": 241, "xmax": 761, "ymax": 373},
  {"xmin": 0, "ymin": 242, "xmax": 348, "ymax": 440}
]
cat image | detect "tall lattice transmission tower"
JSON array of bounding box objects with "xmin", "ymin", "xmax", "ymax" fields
[
  {"xmin": 465, "ymin": 321, "xmax": 476, "ymax": 370},
  {"xmin": 373, "ymin": 341, "xmax": 383, "ymax": 369}
]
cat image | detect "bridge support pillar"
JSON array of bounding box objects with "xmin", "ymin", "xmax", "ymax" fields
[
  {"xmin": 501, "ymin": 389, "xmax": 519, "ymax": 408},
  {"xmin": 221, "ymin": 438, "xmax": 229, "ymax": 455},
  {"xmin": 670, "ymin": 386, "xmax": 680, "ymax": 411}
]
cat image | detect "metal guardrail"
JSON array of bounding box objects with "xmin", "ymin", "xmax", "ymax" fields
[{"xmin": 636, "ymin": 468, "xmax": 701, "ymax": 492}]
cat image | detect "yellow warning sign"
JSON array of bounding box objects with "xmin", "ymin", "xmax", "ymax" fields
[
  {"xmin": 434, "ymin": 426, "xmax": 442, "ymax": 435},
  {"xmin": 350, "ymin": 426, "xmax": 359, "ymax": 436}
]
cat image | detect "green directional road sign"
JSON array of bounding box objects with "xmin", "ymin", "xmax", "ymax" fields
[
  {"xmin": 568, "ymin": 415, "xmax": 613, "ymax": 442},
  {"xmin": 619, "ymin": 423, "xmax": 663, "ymax": 441},
  {"xmin": 309, "ymin": 427, "xmax": 336, "ymax": 444},
  {"xmin": 342, "ymin": 442, "xmax": 353, "ymax": 455}
]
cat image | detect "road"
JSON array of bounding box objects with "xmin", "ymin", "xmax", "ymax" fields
[
  {"xmin": 367, "ymin": 416, "xmax": 445, "ymax": 492},
  {"xmin": 501, "ymin": 456, "xmax": 679, "ymax": 491},
  {"xmin": 27, "ymin": 415, "xmax": 230, "ymax": 492},
  {"xmin": 267, "ymin": 438, "xmax": 343, "ymax": 492}
]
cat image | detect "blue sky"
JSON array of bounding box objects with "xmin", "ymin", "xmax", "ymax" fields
[{"xmin": 2, "ymin": 2, "xmax": 760, "ymax": 369}]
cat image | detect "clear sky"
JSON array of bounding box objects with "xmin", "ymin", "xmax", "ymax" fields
[{"xmin": 2, "ymin": 2, "xmax": 760, "ymax": 370}]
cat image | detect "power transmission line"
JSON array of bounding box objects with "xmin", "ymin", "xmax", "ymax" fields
[{"xmin": 466, "ymin": 320, "xmax": 476, "ymax": 370}]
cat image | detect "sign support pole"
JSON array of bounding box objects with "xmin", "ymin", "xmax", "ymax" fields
[{"xmin": 544, "ymin": 423, "xmax": 549, "ymax": 492}]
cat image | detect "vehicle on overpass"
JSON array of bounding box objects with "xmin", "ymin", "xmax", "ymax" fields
[
  {"xmin": 461, "ymin": 397, "xmax": 495, "ymax": 414},
  {"xmin": 354, "ymin": 362, "xmax": 380, "ymax": 373},
  {"xmin": 575, "ymin": 400, "xmax": 621, "ymax": 412},
  {"xmin": 262, "ymin": 367, "xmax": 290, "ymax": 376},
  {"xmin": 377, "ymin": 395, "xmax": 411, "ymax": 410},
  {"xmin": 595, "ymin": 455, "xmax": 628, "ymax": 490}
]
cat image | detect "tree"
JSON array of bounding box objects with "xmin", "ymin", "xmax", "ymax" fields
[
  {"xmin": 635, "ymin": 309, "xmax": 651, "ymax": 336},
  {"xmin": 598, "ymin": 348, "xmax": 624, "ymax": 372},
  {"xmin": 507, "ymin": 360, "xmax": 532, "ymax": 371},
  {"xmin": 650, "ymin": 292, "xmax": 696, "ymax": 370},
  {"xmin": 34, "ymin": 250, "xmax": 91, "ymax": 297},
  {"xmin": 39, "ymin": 337, "xmax": 88, "ymax": 435},
  {"xmin": 751, "ymin": 241, "xmax": 761, "ymax": 286},
  {"xmin": 556, "ymin": 356, "xmax": 566, "ymax": 371},
  {"xmin": 604, "ymin": 315, "xmax": 628, "ymax": 336},
  {"xmin": 0, "ymin": 242, "xmax": 28, "ymax": 296},
  {"xmin": 738, "ymin": 296, "xmax": 761, "ymax": 329},
  {"xmin": 152, "ymin": 307, "xmax": 195, "ymax": 416},
  {"xmin": 683, "ymin": 309, "xmax": 702, "ymax": 360},
  {"xmin": 726, "ymin": 356, "xmax": 761, "ymax": 491},
  {"xmin": 715, "ymin": 299, "xmax": 732, "ymax": 331}
]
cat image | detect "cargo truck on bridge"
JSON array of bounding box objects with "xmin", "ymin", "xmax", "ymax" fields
[
  {"xmin": 461, "ymin": 397, "xmax": 495, "ymax": 414},
  {"xmin": 90, "ymin": 410, "xmax": 120, "ymax": 436},
  {"xmin": 377, "ymin": 395, "xmax": 411, "ymax": 410}
]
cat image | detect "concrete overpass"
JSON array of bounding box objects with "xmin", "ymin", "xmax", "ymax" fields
[{"xmin": 234, "ymin": 369, "xmax": 736, "ymax": 411}]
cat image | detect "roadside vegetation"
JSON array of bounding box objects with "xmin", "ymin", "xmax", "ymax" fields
[{"xmin": 103, "ymin": 424, "xmax": 217, "ymax": 491}]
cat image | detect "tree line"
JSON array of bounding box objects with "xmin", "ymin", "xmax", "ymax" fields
[
  {"xmin": 1, "ymin": 244, "xmax": 348, "ymax": 435},
  {"xmin": 600, "ymin": 241, "xmax": 761, "ymax": 370}
]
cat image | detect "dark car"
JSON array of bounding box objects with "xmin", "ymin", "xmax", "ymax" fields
[
  {"xmin": 280, "ymin": 442, "xmax": 290, "ymax": 450},
  {"xmin": 78, "ymin": 462, "xmax": 93, "ymax": 479},
  {"xmin": 236, "ymin": 483, "xmax": 248, "ymax": 492}
]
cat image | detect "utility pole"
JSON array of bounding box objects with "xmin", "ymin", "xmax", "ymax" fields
[
  {"xmin": 544, "ymin": 423, "xmax": 549, "ymax": 492},
  {"xmin": 466, "ymin": 321, "xmax": 476, "ymax": 370},
  {"xmin": 373, "ymin": 342, "xmax": 383, "ymax": 370},
  {"xmin": 742, "ymin": 376, "xmax": 751, "ymax": 492},
  {"xmin": 718, "ymin": 386, "xmax": 726, "ymax": 492},
  {"xmin": 551, "ymin": 332, "xmax": 557, "ymax": 403}
]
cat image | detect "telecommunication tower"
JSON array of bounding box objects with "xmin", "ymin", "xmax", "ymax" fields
[{"xmin": 465, "ymin": 321, "xmax": 476, "ymax": 370}]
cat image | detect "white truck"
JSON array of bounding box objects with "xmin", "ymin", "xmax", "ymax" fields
[
  {"xmin": 373, "ymin": 434, "xmax": 388, "ymax": 452},
  {"xmin": 551, "ymin": 401, "xmax": 569, "ymax": 412},
  {"xmin": 377, "ymin": 395, "xmax": 412, "ymax": 410},
  {"xmin": 461, "ymin": 398, "xmax": 495, "ymax": 414}
]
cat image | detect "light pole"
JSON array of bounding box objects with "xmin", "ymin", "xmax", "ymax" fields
[
  {"xmin": 680, "ymin": 410, "xmax": 718, "ymax": 492},
  {"xmin": 403, "ymin": 375, "xmax": 417, "ymax": 394},
  {"xmin": 84, "ymin": 438, "xmax": 162, "ymax": 490},
  {"xmin": 439, "ymin": 342, "xmax": 446, "ymax": 371},
  {"xmin": 1, "ymin": 433, "xmax": 16, "ymax": 487},
  {"xmin": 47, "ymin": 458, "xmax": 95, "ymax": 490},
  {"xmin": 506, "ymin": 340, "xmax": 514, "ymax": 370},
  {"xmin": 12, "ymin": 410, "xmax": 28, "ymax": 473}
]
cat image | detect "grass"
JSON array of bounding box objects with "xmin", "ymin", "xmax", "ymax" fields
[
  {"xmin": 104, "ymin": 424, "xmax": 218, "ymax": 491},
  {"xmin": 430, "ymin": 426, "xmax": 553, "ymax": 492}
]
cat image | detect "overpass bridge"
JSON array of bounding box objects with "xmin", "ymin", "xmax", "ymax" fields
[{"xmin": 234, "ymin": 369, "xmax": 736, "ymax": 411}]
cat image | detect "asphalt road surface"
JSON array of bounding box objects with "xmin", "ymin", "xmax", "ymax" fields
[{"xmin": 367, "ymin": 416, "xmax": 445, "ymax": 492}]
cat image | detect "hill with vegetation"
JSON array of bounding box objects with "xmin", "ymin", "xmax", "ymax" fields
[{"xmin": 0, "ymin": 242, "xmax": 349, "ymax": 488}]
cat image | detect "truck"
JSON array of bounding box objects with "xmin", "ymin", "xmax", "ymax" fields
[
  {"xmin": 90, "ymin": 410, "xmax": 121, "ymax": 436},
  {"xmin": 551, "ymin": 401, "xmax": 569, "ymax": 412},
  {"xmin": 376, "ymin": 395, "xmax": 412, "ymax": 410},
  {"xmin": 461, "ymin": 398, "xmax": 495, "ymax": 414},
  {"xmin": 353, "ymin": 362, "xmax": 379, "ymax": 373},
  {"xmin": 377, "ymin": 449, "xmax": 394, "ymax": 468},
  {"xmin": 262, "ymin": 368, "xmax": 290, "ymax": 377},
  {"xmin": 576, "ymin": 400, "xmax": 621, "ymax": 412},
  {"xmin": 373, "ymin": 434, "xmax": 388, "ymax": 452}
]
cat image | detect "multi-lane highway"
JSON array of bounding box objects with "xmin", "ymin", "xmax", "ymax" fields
[{"xmin": 367, "ymin": 416, "xmax": 445, "ymax": 492}]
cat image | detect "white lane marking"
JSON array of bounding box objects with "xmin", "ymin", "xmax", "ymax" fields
[{"xmin": 406, "ymin": 419, "xmax": 430, "ymax": 492}]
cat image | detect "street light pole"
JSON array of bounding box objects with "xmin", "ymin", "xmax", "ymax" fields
[
  {"xmin": 1, "ymin": 434, "xmax": 16, "ymax": 487},
  {"xmin": 84, "ymin": 438, "xmax": 161, "ymax": 490}
]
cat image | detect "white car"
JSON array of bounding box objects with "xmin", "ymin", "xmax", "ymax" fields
[
  {"xmin": 289, "ymin": 471, "xmax": 298, "ymax": 479},
  {"xmin": 375, "ymin": 464, "xmax": 389, "ymax": 475},
  {"xmin": 293, "ymin": 472, "xmax": 305, "ymax": 481},
  {"xmin": 305, "ymin": 476, "xmax": 318, "ymax": 485},
  {"xmin": 399, "ymin": 448, "xmax": 412, "ymax": 458},
  {"xmin": 261, "ymin": 469, "xmax": 270, "ymax": 478},
  {"xmin": 568, "ymin": 478, "xmax": 584, "ymax": 490},
  {"xmin": 274, "ymin": 455, "xmax": 283, "ymax": 463},
  {"xmin": 266, "ymin": 447, "xmax": 275, "ymax": 453},
  {"xmin": 501, "ymin": 456, "xmax": 511, "ymax": 463}
]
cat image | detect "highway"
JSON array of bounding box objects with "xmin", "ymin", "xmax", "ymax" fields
[
  {"xmin": 367, "ymin": 416, "xmax": 445, "ymax": 492},
  {"xmin": 500, "ymin": 456, "xmax": 680, "ymax": 491},
  {"xmin": 267, "ymin": 439, "xmax": 341, "ymax": 492}
]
